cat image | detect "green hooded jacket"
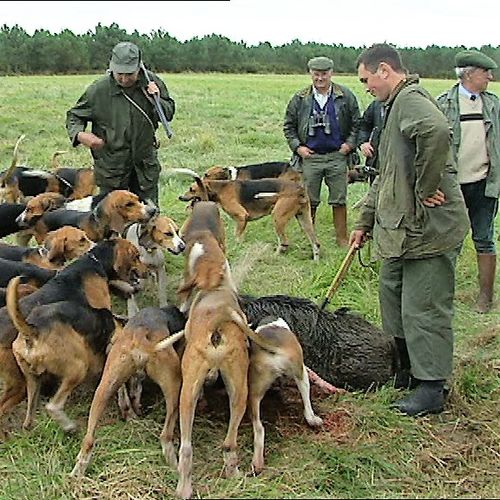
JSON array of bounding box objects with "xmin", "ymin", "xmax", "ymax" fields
[
  {"xmin": 355, "ymin": 76, "xmax": 469, "ymax": 260},
  {"xmin": 66, "ymin": 70, "xmax": 175, "ymax": 191},
  {"xmin": 283, "ymin": 83, "xmax": 360, "ymax": 153},
  {"xmin": 436, "ymin": 83, "xmax": 500, "ymax": 198}
]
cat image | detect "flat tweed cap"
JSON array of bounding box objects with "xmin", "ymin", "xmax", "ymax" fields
[
  {"xmin": 110, "ymin": 42, "xmax": 141, "ymax": 73},
  {"xmin": 308, "ymin": 56, "xmax": 334, "ymax": 71},
  {"xmin": 455, "ymin": 50, "xmax": 497, "ymax": 70}
]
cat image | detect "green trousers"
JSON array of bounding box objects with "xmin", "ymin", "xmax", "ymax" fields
[
  {"xmin": 94, "ymin": 149, "xmax": 161, "ymax": 205},
  {"xmin": 300, "ymin": 151, "xmax": 348, "ymax": 208},
  {"xmin": 379, "ymin": 248, "xmax": 459, "ymax": 380}
]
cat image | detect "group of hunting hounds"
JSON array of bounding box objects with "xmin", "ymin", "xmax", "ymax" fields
[{"xmin": 0, "ymin": 137, "xmax": 339, "ymax": 499}]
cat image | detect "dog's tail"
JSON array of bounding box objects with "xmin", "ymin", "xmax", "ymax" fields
[
  {"xmin": 212, "ymin": 308, "xmax": 280, "ymax": 354},
  {"xmin": 6, "ymin": 276, "xmax": 38, "ymax": 340},
  {"xmin": 2, "ymin": 134, "xmax": 25, "ymax": 184},
  {"xmin": 164, "ymin": 167, "xmax": 209, "ymax": 201},
  {"xmin": 155, "ymin": 330, "xmax": 185, "ymax": 351},
  {"xmin": 51, "ymin": 150, "xmax": 68, "ymax": 170},
  {"xmin": 164, "ymin": 167, "xmax": 202, "ymax": 179}
]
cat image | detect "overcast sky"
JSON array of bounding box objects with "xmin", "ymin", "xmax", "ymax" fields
[{"xmin": 2, "ymin": 0, "xmax": 499, "ymax": 49}]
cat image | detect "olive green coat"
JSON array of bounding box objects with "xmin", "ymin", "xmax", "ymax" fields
[
  {"xmin": 66, "ymin": 70, "xmax": 175, "ymax": 196},
  {"xmin": 437, "ymin": 83, "xmax": 500, "ymax": 198},
  {"xmin": 355, "ymin": 77, "xmax": 469, "ymax": 260}
]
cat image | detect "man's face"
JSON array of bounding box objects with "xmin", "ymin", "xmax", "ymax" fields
[
  {"xmin": 358, "ymin": 63, "xmax": 391, "ymax": 102},
  {"xmin": 113, "ymin": 70, "xmax": 140, "ymax": 88},
  {"xmin": 464, "ymin": 67, "xmax": 493, "ymax": 94},
  {"xmin": 310, "ymin": 69, "xmax": 332, "ymax": 92}
]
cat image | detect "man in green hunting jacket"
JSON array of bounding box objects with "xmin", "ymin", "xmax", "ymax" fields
[
  {"xmin": 283, "ymin": 56, "xmax": 360, "ymax": 247},
  {"xmin": 350, "ymin": 43, "xmax": 469, "ymax": 417},
  {"xmin": 437, "ymin": 50, "xmax": 499, "ymax": 314},
  {"xmin": 66, "ymin": 41, "xmax": 175, "ymax": 205}
]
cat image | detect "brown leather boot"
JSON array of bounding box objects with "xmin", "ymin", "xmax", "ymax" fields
[
  {"xmin": 332, "ymin": 205, "xmax": 349, "ymax": 247},
  {"xmin": 476, "ymin": 253, "xmax": 496, "ymax": 313}
]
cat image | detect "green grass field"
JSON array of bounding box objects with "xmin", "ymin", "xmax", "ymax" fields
[{"xmin": 0, "ymin": 73, "xmax": 499, "ymax": 499}]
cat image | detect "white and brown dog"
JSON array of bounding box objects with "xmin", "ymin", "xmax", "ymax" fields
[
  {"xmin": 247, "ymin": 315, "xmax": 323, "ymax": 474},
  {"xmin": 177, "ymin": 200, "xmax": 234, "ymax": 314},
  {"xmin": 70, "ymin": 305, "xmax": 186, "ymax": 478},
  {"xmin": 115, "ymin": 215, "xmax": 185, "ymax": 421},
  {"xmin": 176, "ymin": 287, "xmax": 247, "ymax": 499},
  {"xmin": 123, "ymin": 215, "xmax": 185, "ymax": 317}
]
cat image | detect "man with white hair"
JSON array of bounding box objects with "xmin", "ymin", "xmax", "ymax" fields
[{"xmin": 437, "ymin": 50, "xmax": 499, "ymax": 313}]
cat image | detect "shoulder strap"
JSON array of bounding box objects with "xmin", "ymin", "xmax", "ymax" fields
[{"xmin": 121, "ymin": 90, "xmax": 159, "ymax": 147}]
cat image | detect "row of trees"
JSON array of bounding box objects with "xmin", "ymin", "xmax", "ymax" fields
[{"xmin": 1, "ymin": 23, "xmax": 499, "ymax": 78}]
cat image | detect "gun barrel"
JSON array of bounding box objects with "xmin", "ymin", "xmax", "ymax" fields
[{"xmin": 140, "ymin": 62, "xmax": 173, "ymax": 139}]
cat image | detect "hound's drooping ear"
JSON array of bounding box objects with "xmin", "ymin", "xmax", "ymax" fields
[
  {"xmin": 93, "ymin": 196, "xmax": 107, "ymax": 221},
  {"xmin": 45, "ymin": 235, "xmax": 66, "ymax": 263},
  {"xmin": 42, "ymin": 193, "xmax": 66, "ymax": 211}
]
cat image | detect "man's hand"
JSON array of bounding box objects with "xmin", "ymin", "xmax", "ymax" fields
[
  {"xmin": 339, "ymin": 143, "xmax": 352, "ymax": 155},
  {"xmin": 349, "ymin": 229, "xmax": 368, "ymax": 249},
  {"xmin": 146, "ymin": 81, "xmax": 160, "ymax": 95},
  {"xmin": 423, "ymin": 189, "xmax": 446, "ymax": 207},
  {"xmin": 77, "ymin": 131, "xmax": 105, "ymax": 150},
  {"xmin": 297, "ymin": 145, "xmax": 314, "ymax": 159},
  {"xmin": 360, "ymin": 142, "xmax": 374, "ymax": 158}
]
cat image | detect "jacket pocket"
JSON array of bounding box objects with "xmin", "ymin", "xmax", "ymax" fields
[{"xmin": 376, "ymin": 211, "xmax": 404, "ymax": 230}]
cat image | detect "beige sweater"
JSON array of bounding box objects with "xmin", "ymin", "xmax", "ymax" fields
[{"xmin": 457, "ymin": 94, "xmax": 489, "ymax": 184}]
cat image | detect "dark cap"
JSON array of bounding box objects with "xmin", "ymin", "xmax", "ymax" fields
[
  {"xmin": 455, "ymin": 50, "xmax": 497, "ymax": 70},
  {"xmin": 307, "ymin": 56, "xmax": 334, "ymax": 71},
  {"xmin": 109, "ymin": 42, "xmax": 141, "ymax": 73}
]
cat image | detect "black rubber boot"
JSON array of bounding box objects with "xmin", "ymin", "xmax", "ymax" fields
[
  {"xmin": 391, "ymin": 380, "xmax": 445, "ymax": 417},
  {"xmin": 393, "ymin": 338, "xmax": 419, "ymax": 390}
]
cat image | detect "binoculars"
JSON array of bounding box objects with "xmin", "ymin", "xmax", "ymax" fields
[
  {"xmin": 308, "ymin": 111, "xmax": 331, "ymax": 136},
  {"xmin": 363, "ymin": 165, "xmax": 378, "ymax": 177}
]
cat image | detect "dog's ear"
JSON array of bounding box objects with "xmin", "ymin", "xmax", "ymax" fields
[
  {"xmin": 108, "ymin": 210, "xmax": 125, "ymax": 233},
  {"xmin": 42, "ymin": 194, "xmax": 65, "ymax": 211},
  {"xmin": 93, "ymin": 199, "xmax": 105, "ymax": 221},
  {"xmin": 44, "ymin": 234, "xmax": 66, "ymax": 263},
  {"xmin": 194, "ymin": 177, "xmax": 209, "ymax": 202}
]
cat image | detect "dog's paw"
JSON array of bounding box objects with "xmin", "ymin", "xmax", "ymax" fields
[
  {"xmin": 249, "ymin": 462, "xmax": 264, "ymax": 476},
  {"xmin": 276, "ymin": 244, "xmax": 289, "ymax": 254},
  {"xmin": 306, "ymin": 414, "xmax": 323, "ymax": 427},
  {"xmin": 63, "ymin": 421, "xmax": 78, "ymax": 433}
]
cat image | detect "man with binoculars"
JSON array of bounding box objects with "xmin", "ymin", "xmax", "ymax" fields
[{"xmin": 283, "ymin": 56, "xmax": 360, "ymax": 247}]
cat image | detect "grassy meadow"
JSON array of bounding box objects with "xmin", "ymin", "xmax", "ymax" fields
[{"xmin": 0, "ymin": 72, "xmax": 499, "ymax": 499}]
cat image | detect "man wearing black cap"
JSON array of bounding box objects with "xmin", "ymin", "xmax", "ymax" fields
[
  {"xmin": 437, "ymin": 50, "xmax": 499, "ymax": 313},
  {"xmin": 283, "ymin": 56, "xmax": 360, "ymax": 247},
  {"xmin": 66, "ymin": 41, "xmax": 175, "ymax": 205}
]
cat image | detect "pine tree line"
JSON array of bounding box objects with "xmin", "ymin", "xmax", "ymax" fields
[{"xmin": 1, "ymin": 22, "xmax": 498, "ymax": 78}]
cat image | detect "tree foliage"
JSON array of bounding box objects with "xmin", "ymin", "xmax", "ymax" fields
[{"xmin": 1, "ymin": 23, "xmax": 499, "ymax": 78}]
